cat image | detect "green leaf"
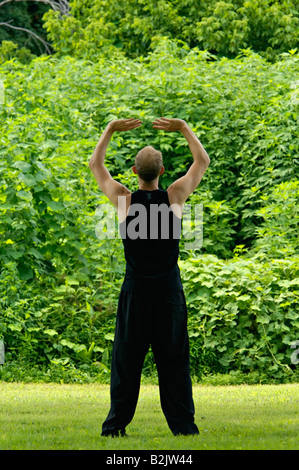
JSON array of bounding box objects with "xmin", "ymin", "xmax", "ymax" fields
[
  {"xmin": 44, "ymin": 329, "xmax": 58, "ymax": 336},
  {"xmin": 104, "ymin": 333, "xmax": 114, "ymax": 341},
  {"xmin": 16, "ymin": 190, "xmax": 32, "ymax": 201},
  {"xmin": 28, "ymin": 248, "xmax": 43, "ymax": 259},
  {"xmin": 12, "ymin": 161, "xmax": 32, "ymax": 172},
  {"xmin": 60, "ymin": 339, "xmax": 76, "ymax": 349},
  {"xmin": 17, "ymin": 262, "xmax": 34, "ymax": 280},
  {"xmin": 8, "ymin": 324, "xmax": 22, "ymax": 332},
  {"xmin": 65, "ymin": 276, "xmax": 79, "ymax": 285},
  {"xmin": 18, "ymin": 173, "xmax": 36, "ymax": 187},
  {"xmin": 237, "ymin": 294, "xmax": 251, "ymax": 302},
  {"xmin": 47, "ymin": 200, "xmax": 64, "ymax": 211}
]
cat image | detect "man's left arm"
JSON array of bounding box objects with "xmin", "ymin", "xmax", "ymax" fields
[{"xmin": 89, "ymin": 119, "xmax": 142, "ymax": 208}]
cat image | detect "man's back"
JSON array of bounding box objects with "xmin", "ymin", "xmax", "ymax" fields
[{"xmin": 119, "ymin": 189, "xmax": 183, "ymax": 293}]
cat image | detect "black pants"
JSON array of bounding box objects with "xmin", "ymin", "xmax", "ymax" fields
[{"xmin": 102, "ymin": 288, "xmax": 199, "ymax": 436}]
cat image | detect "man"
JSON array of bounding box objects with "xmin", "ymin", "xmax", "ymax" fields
[{"xmin": 89, "ymin": 117, "xmax": 210, "ymax": 437}]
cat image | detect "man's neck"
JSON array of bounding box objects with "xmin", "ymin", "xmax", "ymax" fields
[{"xmin": 138, "ymin": 179, "xmax": 159, "ymax": 191}]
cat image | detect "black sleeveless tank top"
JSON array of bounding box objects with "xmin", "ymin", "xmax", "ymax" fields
[{"xmin": 119, "ymin": 189, "xmax": 183, "ymax": 293}]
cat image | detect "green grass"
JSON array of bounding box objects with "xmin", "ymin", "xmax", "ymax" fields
[{"xmin": 0, "ymin": 383, "xmax": 298, "ymax": 450}]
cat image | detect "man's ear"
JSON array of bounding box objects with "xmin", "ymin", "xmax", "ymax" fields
[
  {"xmin": 160, "ymin": 166, "xmax": 165, "ymax": 175},
  {"xmin": 132, "ymin": 165, "xmax": 138, "ymax": 175}
]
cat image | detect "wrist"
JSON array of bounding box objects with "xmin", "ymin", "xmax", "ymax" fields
[
  {"xmin": 179, "ymin": 120, "xmax": 188, "ymax": 132},
  {"xmin": 106, "ymin": 122, "xmax": 115, "ymax": 134}
]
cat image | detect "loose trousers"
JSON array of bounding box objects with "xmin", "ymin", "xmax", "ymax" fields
[{"xmin": 101, "ymin": 288, "xmax": 199, "ymax": 436}]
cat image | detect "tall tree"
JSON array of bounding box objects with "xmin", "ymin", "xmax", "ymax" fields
[{"xmin": 0, "ymin": 0, "xmax": 69, "ymax": 55}]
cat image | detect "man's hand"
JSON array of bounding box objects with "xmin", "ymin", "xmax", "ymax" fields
[
  {"xmin": 152, "ymin": 117, "xmax": 186, "ymax": 132},
  {"xmin": 89, "ymin": 118, "xmax": 142, "ymax": 208},
  {"xmin": 108, "ymin": 118, "xmax": 142, "ymax": 132}
]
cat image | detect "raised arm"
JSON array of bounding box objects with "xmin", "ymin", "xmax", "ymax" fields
[
  {"xmin": 152, "ymin": 118, "xmax": 210, "ymax": 206},
  {"xmin": 89, "ymin": 118, "xmax": 142, "ymax": 207}
]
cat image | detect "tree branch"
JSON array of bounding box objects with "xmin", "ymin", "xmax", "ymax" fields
[
  {"xmin": 0, "ymin": 21, "xmax": 52, "ymax": 54},
  {"xmin": 0, "ymin": 0, "xmax": 70, "ymax": 55},
  {"xmin": 0, "ymin": 0, "xmax": 70, "ymax": 16}
]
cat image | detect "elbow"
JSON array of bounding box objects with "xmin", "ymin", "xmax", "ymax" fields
[
  {"xmin": 197, "ymin": 152, "xmax": 210, "ymax": 168},
  {"xmin": 89, "ymin": 158, "xmax": 95, "ymax": 170},
  {"xmin": 202, "ymin": 149, "xmax": 210, "ymax": 167}
]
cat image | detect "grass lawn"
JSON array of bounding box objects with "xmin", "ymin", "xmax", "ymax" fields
[{"xmin": 0, "ymin": 382, "xmax": 298, "ymax": 450}]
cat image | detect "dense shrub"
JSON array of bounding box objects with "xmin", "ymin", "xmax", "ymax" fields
[
  {"xmin": 180, "ymin": 254, "xmax": 299, "ymax": 381},
  {"xmin": 0, "ymin": 46, "xmax": 298, "ymax": 382},
  {"xmin": 0, "ymin": 1, "xmax": 50, "ymax": 56},
  {"xmin": 1, "ymin": 251, "xmax": 298, "ymax": 383},
  {"xmin": 43, "ymin": 0, "xmax": 299, "ymax": 61}
]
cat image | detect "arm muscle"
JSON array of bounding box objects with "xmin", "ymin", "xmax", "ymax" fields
[{"xmin": 167, "ymin": 122, "xmax": 210, "ymax": 205}]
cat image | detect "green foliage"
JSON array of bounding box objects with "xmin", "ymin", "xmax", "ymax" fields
[
  {"xmin": 0, "ymin": 41, "xmax": 34, "ymax": 65},
  {"xmin": 180, "ymin": 254, "xmax": 299, "ymax": 381},
  {"xmin": 0, "ymin": 46, "xmax": 298, "ymax": 382},
  {"xmin": 42, "ymin": 0, "xmax": 299, "ymax": 61},
  {"xmin": 1, "ymin": 47, "xmax": 297, "ymax": 258},
  {"xmin": 184, "ymin": 190, "xmax": 238, "ymax": 259},
  {"xmin": 0, "ymin": 1, "xmax": 50, "ymax": 56},
  {"xmin": 250, "ymin": 180, "xmax": 299, "ymax": 257}
]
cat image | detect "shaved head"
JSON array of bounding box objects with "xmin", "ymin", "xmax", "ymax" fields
[{"xmin": 134, "ymin": 146, "xmax": 163, "ymax": 182}]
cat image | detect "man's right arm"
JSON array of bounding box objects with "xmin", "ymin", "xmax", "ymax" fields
[{"xmin": 152, "ymin": 118, "xmax": 210, "ymax": 206}]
